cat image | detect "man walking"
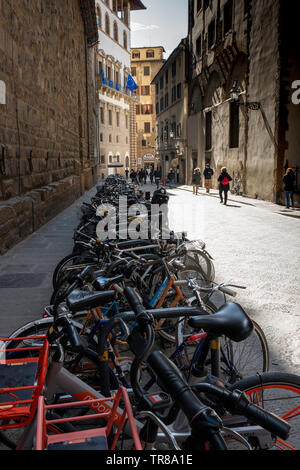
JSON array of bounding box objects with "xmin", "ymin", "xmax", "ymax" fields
[
  {"xmin": 218, "ymin": 167, "xmax": 232, "ymax": 205},
  {"xmin": 203, "ymin": 163, "xmax": 214, "ymax": 194}
]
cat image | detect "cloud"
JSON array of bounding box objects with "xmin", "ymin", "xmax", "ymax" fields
[{"xmin": 131, "ymin": 22, "xmax": 160, "ymax": 32}]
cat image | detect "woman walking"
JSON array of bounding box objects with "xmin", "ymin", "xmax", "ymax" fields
[
  {"xmin": 192, "ymin": 168, "xmax": 201, "ymax": 195},
  {"xmin": 218, "ymin": 167, "xmax": 232, "ymax": 205},
  {"xmin": 283, "ymin": 168, "xmax": 295, "ymax": 209}
]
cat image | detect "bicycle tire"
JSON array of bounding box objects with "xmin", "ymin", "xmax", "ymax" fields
[
  {"xmin": 168, "ymin": 249, "xmax": 215, "ymax": 282},
  {"xmin": 175, "ymin": 299, "xmax": 269, "ymax": 383},
  {"xmin": 52, "ymin": 253, "xmax": 98, "ymax": 290},
  {"xmin": 227, "ymin": 372, "xmax": 300, "ymax": 450}
]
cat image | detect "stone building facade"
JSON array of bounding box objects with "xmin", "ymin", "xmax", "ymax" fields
[
  {"xmin": 186, "ymin": 0, "xmax": 300, "ymax": 205},
  {"xmin": 151, "ymin": 40, "xmax": 188, "ymax": 184},
  {"xmin": 0, "ymin": 0, "xmax": 100, "ymax": 254},
  {"xmin": 131, "ymin": 46, "xmax": 165, "ymax": 172},
  {"xmin": 96, "ymin": 0, "xmax": 145, "ymax": 178}
]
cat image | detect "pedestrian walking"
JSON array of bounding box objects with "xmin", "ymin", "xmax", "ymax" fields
[
  {"xmin": 154, "ymin": 169, "xmax": 161, "ymax": 189},
  {"xmin": 149, "ymin": 171, "xmax": 154, "ymax": 185},
  {"xmin": 283, "ymin": 168, "xmax": 295, "ymax": 209},
  {"xmin": 125, "ymin": 169, "xmax": 129, "ymax": 180},
  {"xmin": 192, "ymin": 168, "xmax": 201, "ymax": 195},
  {"xmin": 168, "ymin": 169, "xmax": 176, "ymax": 188},
  {"xmin": 144, "ymin": 169, "xmax": 148, "ymax": 184},
  {"xmin": 218, "ymin": 167, "xmax": 232, "ymax": 205},
  {"xmin": 130, "ymin": 169, "xmax": 137, "ymax": 184},
  {"xmin": 203, "ymin": 163, "xmax": 214, "ymax": 194}
]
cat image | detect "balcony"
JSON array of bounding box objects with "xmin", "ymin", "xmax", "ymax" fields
[{"xmin": 96, "ymin": 73, "xmax": 140, "ymax": 102}]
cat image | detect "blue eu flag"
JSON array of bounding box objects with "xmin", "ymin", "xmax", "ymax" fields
[{"xmin": 126, "ymin": 74, "xmax": 138, "ymax": 92}]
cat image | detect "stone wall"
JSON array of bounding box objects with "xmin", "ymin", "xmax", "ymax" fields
[{"xmin": 0, "ymin": 0, "xmax": 98, "ymax": 253}]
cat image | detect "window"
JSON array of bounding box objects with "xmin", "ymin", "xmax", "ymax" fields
[
  {"xmin": 172, "ymin": 86, "xmax": 176, "ymax": 103},
  {"xmin": 142, "ymin": 140, "xmax": 147, "ymax": 147},
  {"xmin": 125, "ymin": 114, "xmax": 128, "ymax": 129},
  {"xmin": 205, "ymin": 111, "xmax": 212, "ymax": 150},
  {"xmin": 141, "ymin": 85, "xmax": 150, "ymax": 95},
  {"xmin": 108, "ymin": 110, "xmax": 112, "ymax": 125},
  {"xmin": 100, "ymin": 133, "xmax": 103, "ymax": 142},
  {"xmin": 142, "ymin": 104, "xmax": 153, "ymax": 115},
  {"xmin": 144, "ymin": 122, "xmax": 151, "ymax": 133},
  {"xmin": 197, "ymin": 0, "xmax": 202, "ymax": 11},
  {"xmin": 132, "ymin": 51, "xmax": 140, "ymax": 59},
  {"xmin": 160, "ymin": 97, "xmax": 164, "ymax": 112},
  {"xmin": 123, "ymin": 31, "xmax": 128, "ymax": 50},
  {"xmin": 177, "ymin": 123, "xmax": 182, "ymax": 137},
  {"xmin": 196, "ymin": 34, "xmax": 202, "ymax": 57},
  {"xmin": 113, "ymin": 21, "xmax": 118, "ymax": 42},
  {"xmin": 100, "ymin": 107, "xmax": 104, "ymax": 124},
  {"xmin": 165, "ymin": 93, "xmax": 169, "ymax": 108},
  {"xmin": 224, "ymin": 0, "xmax": 233, "ymax": 35},
  {"xmin": 172, "ymin": 60, "xmax": 177, "ymax": 77},
  {"xmin": 156, "ymin": 83, "xmax": 159, "ymax": 94},
  {"xmin": 144, "ymin": 66, "xmax": 150, "ymax": 76},
  {"xmin": 131, "ymin": 67, "xmax": 136, "ymax": 76},
  {"xmin": 101, "ymin": 155, "xmax": 105, "ymax": 164},
  {"xmin": 177, "ymin": 83, "xmax": 182, "ymax": 99},
  {"xmin": 109, "ymin": 155, "xmax": 113, "ymax": 164},
  {"xmin": 156, "ymin": 102, "xmax": 159, "ymax": 114},
  {"xmin": 146, "ymin": 50, "xmax": 154, "ymax": 58},
  {"xmin": 105, "ymin": 13, "xmax": 110, "ymax": 35},
  {"xmin": 136, "ymin": 104, "xmax": 140, "ymax": 115},
  {"xmin": 229, "ymin": 101, "xmax": 239, "ymax": 148},
  {"xmin": 116, "ymin": 112, "xmax": 120, "ymax": 127},
  {"xmin": 109, "ymin": 134, "xmax": 112, "ymax": 143},
  {"xmin": 165, "ymin": 70, "xmax": 169, "ymax": 85},
  {"xmin": 208, "ymin": 20, "xmax": 216, "ymax": 49},
  {"xmin": 116, "ymin": 135, "xmax": 119, "ymax": 143},
  {"xmin": 96, "ymin": 7, "xmax": 102, "ymax": 28}
]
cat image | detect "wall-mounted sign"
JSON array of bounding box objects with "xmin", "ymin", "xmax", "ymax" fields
[
  {"xmin": 0, "ymin": 80, "xmax": 6, "ymax": 105},
  {"xmin": 143, "ymin": 153, "xmax": 154, "ymax": 161},
  {"xmin": 137, "ymin": 158, "xmax": 142, "ymax": 165}
]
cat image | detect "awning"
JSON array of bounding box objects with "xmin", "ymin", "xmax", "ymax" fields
[
  {"xmin": 108, "ymin": 163, "xmax": 124, "ymax": 168},
  {"xmin": 79, "ymin": 0, "xmax": 99, "ymax": 47}
]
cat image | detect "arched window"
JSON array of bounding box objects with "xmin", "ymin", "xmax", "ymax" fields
[
  {"xmin": 123, "ymin": 31, "xmax": 128, "ymax": 50},
  {"xmin": 96, "ymin": 7, "xmax": 102, "ymax": 29},
  {"xmin": 105, "ymin": 13, "xmax": 110, "ymax": 36},
  {"xmin": 113, "ymin": 21, "xmax": 118, "ymax": 42}
]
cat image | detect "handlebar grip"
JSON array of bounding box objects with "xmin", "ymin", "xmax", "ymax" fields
[
  {"xmin": 219, "ymin": 286, "xmax": 237, "ymax": 297},
  {"xmin": 243, "ymin": 402, "xmax": 290, "ymax": 441},
  {"xmin": 124, "ymin": 287, "xmax": 152, "ymax": 324}
]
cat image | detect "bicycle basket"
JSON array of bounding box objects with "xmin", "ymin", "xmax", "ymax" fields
[
  {"xmin": 0, "ymin": 336, "xmax": 49, "ymax": 430},
  {"xmin": 35, "ymin": 387, "xmax": 142, "ymax": 451}
]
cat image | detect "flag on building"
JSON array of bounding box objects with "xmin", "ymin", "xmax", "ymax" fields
[
  {"xmin": 192, "ymin": 54, "xmax": 197, "ymax": 70},
  {"xmin": 126, "ymin": 74, "xmax": 138, "ymax": 92}
]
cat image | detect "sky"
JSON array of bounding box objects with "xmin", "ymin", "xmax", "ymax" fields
[{"xmin": 130, "ymin": 0, "xmax": 189, "ymax": 59}]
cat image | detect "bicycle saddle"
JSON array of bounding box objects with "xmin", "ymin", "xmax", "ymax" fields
[
  {"xmin": 187, "ymin": 302, "xmax": 254, "ymax": 342},
  {"xmin": 93, "ymin": 275, "xmax": 124, "ymax": 291},
  {"xmin": 66, "ymin": 290, "xmax": 116, "ymax": 313}
]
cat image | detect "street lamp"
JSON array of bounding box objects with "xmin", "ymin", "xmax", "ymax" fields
[{"xmin": 230, "ymin": 81, "xmax": 261, "ymax": 110}]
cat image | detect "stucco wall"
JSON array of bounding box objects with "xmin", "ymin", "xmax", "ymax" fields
[{"xmin": 246, "ymin": 0, "xmax": 280, "ymax": 201}]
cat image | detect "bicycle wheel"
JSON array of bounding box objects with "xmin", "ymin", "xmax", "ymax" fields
[
  {"xmin": 227, "ymin": 372, "xmax": 300, "ymax": 450},
  {"xmin": 169, "ymin": 250, "xmax": 215, "ymax": 282},
  {"xmin": 175, "ymin": 299, "xmax": 269, "ymax": 383},
  {"xmin": 52, "ymin": 254, "xmax": 99, "ymax": 290}
]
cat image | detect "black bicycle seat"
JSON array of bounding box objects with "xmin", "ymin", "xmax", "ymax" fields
[
  {"xmin": 93, "ymin": 275, "xmax": 124, "ymax": 291},
  {"xmin": 187, "ymin": 302, "xmax": 254, "ymax": 342},
  {"xmin": 66, "ymin": 290, "xmax": 116, "ymax": 313}
]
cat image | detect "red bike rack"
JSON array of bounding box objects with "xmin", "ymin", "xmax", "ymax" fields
[
  {"xmin": 35, "ymin": 387, "xmax": 143, "ymax": 450},
  {"xmin": 0, "ymin": 336, "xmax": 49, "ymax": 431}
]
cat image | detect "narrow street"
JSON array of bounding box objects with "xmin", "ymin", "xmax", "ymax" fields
[
  {"xmin": 0, "ymin": 182, "xmax": 299, "ymax": 377},
  {"xmin": 168, "ymin": 185, "xmax": 300, "ymax": 377}
]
